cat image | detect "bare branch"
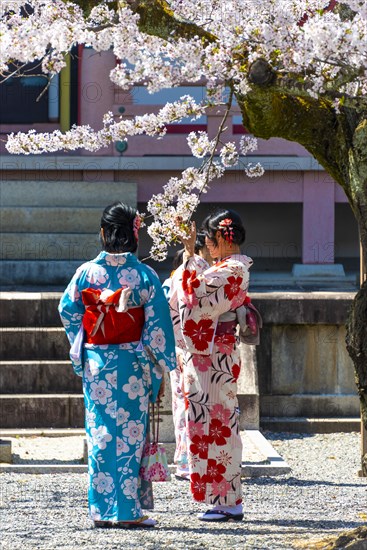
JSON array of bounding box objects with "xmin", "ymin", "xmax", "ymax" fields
[{"xmin": 125, "ymin": 0, "xmax": 216, "ymax": 44}]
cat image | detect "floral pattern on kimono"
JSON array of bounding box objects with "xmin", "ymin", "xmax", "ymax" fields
[
  {"xmin": 163, "ymin": 256, "xmax": 208, "ymax": 473},
  {"xmin": 169, "ymin": 253, "xmax": 253, "ymax": 506},
  {"xmin": 58, "ymin": 251, "xmax": 177, "ymax": 522}
]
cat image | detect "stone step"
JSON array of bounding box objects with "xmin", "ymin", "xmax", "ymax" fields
[
  {"xmin": 260, "ymin": 394, "xmax": 360, "ymax": 418},
  {"xmin": 261, "ymin": 416, "xmax": 361, "ymax": 433},
  {"xmin": 0, "ymin": 394, "xmax": 84, "ymax": 428},
  {"xmin": 1, "ymin": 233, "xmax": 100, "ymax": 261},
  {"xmin": 0, "ymin": 428, "xmax": 85, "ymax": 437},
  {"xmin": 0, "ymin": 292, "xmax": 62, "ymax": 327},
  {"xmin": 1, "ymin": 206, "xmax": 102, "ymax": 233},
  {"xmin": 0, "ymin": 395, "xmax": 172, "ymax": 433},
  {"xmin": 0, "ymin": 361, "xmax": 81, "ymax": 393},
  {"xmin": 0, "ymin": 328, "xmax": 68, "ymax": 360},
  {"xmin": 0, "ymin": 180, "xmax": 136, "ymax": 207},
  {"xmin": 0, "ymin": 261, "xmax": 82, "ymax": 287}
]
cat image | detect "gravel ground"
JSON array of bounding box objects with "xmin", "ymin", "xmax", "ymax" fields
[
  {"xmin": 5, "ymin": 431, "xmax": 267, "ymax": 465},
  {"xmin": 0, "ymin": 432, "xmax": 366, "ymax": 550}
]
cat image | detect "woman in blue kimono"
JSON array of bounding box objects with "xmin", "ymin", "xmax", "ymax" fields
[{"xmin": 59, "ymin": 202, "xmax": 177, "ymax": 528}]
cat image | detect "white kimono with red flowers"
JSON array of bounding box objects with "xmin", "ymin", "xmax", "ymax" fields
[{"xmin": 169, "ymin": 253, "xmax": 252, "ymax": 506}]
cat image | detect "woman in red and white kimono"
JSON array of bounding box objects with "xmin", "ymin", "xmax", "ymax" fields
[{"xmin": 169, "ymin": 209, "xmax": 252, "ymax": 522}]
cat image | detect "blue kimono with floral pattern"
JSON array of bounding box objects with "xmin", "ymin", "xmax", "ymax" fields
[{"xmin": 58, "ymin": 251, "xmax": 176, "ymax": 522}]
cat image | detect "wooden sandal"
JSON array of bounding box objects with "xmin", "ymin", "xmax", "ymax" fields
[
  {"xmin": 117, "ymin": 516, "xmax": 157, "ymax": 528},
  {"xmin": 94, "ymin": 520, "xmax": 116, "ymax": 528}
]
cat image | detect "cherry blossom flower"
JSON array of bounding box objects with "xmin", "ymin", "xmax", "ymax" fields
[
  {"xmin": 85, "ymin": 266, "xmax": 109, "ymax": 286},
  {"xmin": 215, "ymin": 334, "xmax": 236, "ymax": 355},
  {"xmin": 117, "ymin": 268, "xmax": 141, "ymax": 289},
  {"xmin": 192, "ymin": 354, "xmax": 212, "ymax": 373},
  {"xmin": 210, "ymin": 404, "xmax": 232, "ymax": 425},
  {"xmin": 122, "ymin": 477, "xmax": 138, "ymax": 498},
  {"xmin": 84, "ymin": 359, "xmax": 100, "ymax": 382},
  {"xmin": 216, "ymin": 449, "xmax": 233, "ymax": 467},
  {"xmin": 190, "ymin": 434, "xmax": 210, "ymax": 459},
  {"xmin": 190, "ymin": 472, "xmax": 207, "ymax": 501},
  {"xmin": 211, "ymin": 478, "xmax": 231, "ymax": 498},
  {"xmin": 183, "ymin": 318, "xmax": 215, "ymax": 352},
  {"xmin": 187, "ymin": 420, "xmax": 205, "ymax": 439},
  {"xmin": 105, "ymin": 400, "xmax": 117, "ymax": 419},
  {"xmin": 105, "ymin": 371, "xmax": 117, "ymax": 389},
  {"xmin": 92, "ymin": 472, "xmax": 114, "ymax": 495},
  {"xmin": 208, "ymin": 419, "xmax": 231, "ymax": 446},
  {"xmin": 150, "ymin": 328, "xmax": 166, "ymax": 353},
  {"xmin": 90, "ymin": 425, "xmax": 112, "ymax": 450},
  {"xmin": 139, "ymin": 393, "xmax": 149, "ymax": 413},
  {"xmin": 105, "ymin": 254, "xmax": 127, "ymax": 267},
  {"xmin": 232, "ymin": 363, "xmax": 240, "ymax": 381},
  {"xmin": 122, "ymin": 375, "xmax": 145, "ymax": 399},
  {"xmin": 2, "ymin": 0, "xmax": 365, "ymax": 260},
  {"xmin": 122, "ymin": 420, "xmax": 145, "ymax": 445},
  {"xmin": 206, "ymin": 459, "xmax": 226, "ymax": 483},
  {"xmin": 90, "ymin": 380, "xmax": 112, "ymax": 405},
  {"xmin": 116, "ymin": 436, "xmax": 129, "ymax": 456},
  {"xmin": 224, "ymin": 276, "xmax": 243, "ymax": 300},
  {"xmin": 85, "ymin": 410, "xmax": 96, "ymax": 428},
  {"xmin": 116, "ymin": 407, "xmax": 130, "ymax": 426}
]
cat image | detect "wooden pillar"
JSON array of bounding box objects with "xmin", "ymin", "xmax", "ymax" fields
[
  {"xmin": 302, "ymin": 173, "xmax": 335, "ymax": 264},
  {"xmin": 60, "ymin": 54, "xmax": 71, "ymax": 132}
]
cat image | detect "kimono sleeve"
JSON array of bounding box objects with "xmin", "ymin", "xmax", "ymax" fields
[
  {"xmin": 174, "ymin": 258, "xmax": 250, "ymax": 355},
  {"xmin": 58, "ymin": 267, "xmax": 86, "ymax": 376},
  {"xmin": 140, "ymin": 270, "xmax": 177, "ymax": 402}
]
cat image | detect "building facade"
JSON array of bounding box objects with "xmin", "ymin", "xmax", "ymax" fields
[{"xmin": 0, "ymin": 48, "xmax": 359, "ymax": 288}]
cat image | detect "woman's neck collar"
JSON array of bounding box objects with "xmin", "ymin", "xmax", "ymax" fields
[{"xmin": 218, "ymin": 247, "xmax": 240, "ymax": 259}]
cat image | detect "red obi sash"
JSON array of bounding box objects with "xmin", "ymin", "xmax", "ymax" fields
[{"xmin": 82, "ymin": 287, "xmax": 144, "ymax": 345}]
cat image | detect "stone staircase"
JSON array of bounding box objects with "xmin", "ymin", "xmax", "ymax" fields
[
  {"xmin": 0, "ymin": 292, "xmax": 84, "ymax": 428},
  {"xmin": 0, "ymin": 179, "xmax": 136, "ymax": 287},
  {"xmin": 0, "ymin": 291, "xmax": 260, "ymax": 432}
]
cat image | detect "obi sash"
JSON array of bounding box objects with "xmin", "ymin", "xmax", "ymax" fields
[
  {"xmin": 216, "ymin": 320, "xmax": 237, "ymax": 336},
  {"xmin": 82, "ymin": 287, "xmax": 144, "ymax": 345}
]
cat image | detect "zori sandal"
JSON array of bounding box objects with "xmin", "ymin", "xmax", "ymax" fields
[
  {"xmin": 117, "ymin": 516, "xmax": 157, "ymax": 528},
  {"xmin": 175, "ymin": 472, "xmax": 190, "ymax": 481},
  {"xmin": 94, "ymin": 520, "xmax": 116, "ymax": 528},
  {"xmin": 197, "ymin": 510, "xmax": 244, "ymax": 522}
]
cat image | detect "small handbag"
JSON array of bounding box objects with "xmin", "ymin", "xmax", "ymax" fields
[{"xmin": 139, "ymin": 403, "xmax": 171, "ymax": 482}]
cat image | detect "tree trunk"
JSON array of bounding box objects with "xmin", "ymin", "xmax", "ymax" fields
[
  {"xmin": 346, "ymin": 283, "xmax": 367, "ymax": 476},
  {"xmin": 239, "ymin": 86, "xmax": 367, "ymax": 471}
]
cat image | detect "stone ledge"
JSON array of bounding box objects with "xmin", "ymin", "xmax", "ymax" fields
[
  {"xmin": 0, "ymin": 428, "xmax": 85, "ymax": 438},
  {"xmin": 292, "ymin": 264, "xmax": 346, "ymax": 279},
  {"xmin": 0, "ymin": 394, "xmax": 84, "ymax": 428},
  {"xmin": 0, "ymin": 439, "xmax": 12, "ymax": 463},
  {"xmin": 250, "ymin": 292, "xmax": 356, "ymax": 324},
  {"xmin": 261, "ymin": 417, "xmax": 361, "ymax": 433},
  {"xmin": 241, "ymin": 430, "xmax": 291, "ymax": 477},
  {"xmin": 260, "ymin": 395, "xmax": 360, "ymax": 418}
]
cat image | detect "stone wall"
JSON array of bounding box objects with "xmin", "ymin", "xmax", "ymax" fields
[{"xmin": 252, "ymin": 292, "xmax": 359, "ymax": 419}]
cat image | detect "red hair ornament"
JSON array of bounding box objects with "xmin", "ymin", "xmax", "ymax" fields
[{"xmin": 218, "ymin": 218, "xmax": 234, "ymax": 244}]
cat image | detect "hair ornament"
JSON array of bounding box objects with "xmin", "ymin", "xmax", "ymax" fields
[
  {"xmin": 133, "ymin": 213, "xmax": 143, "ymax": 240},
  {"xmin": 218, "ymin": 218, "xmax": 234, "ymax": 243}
]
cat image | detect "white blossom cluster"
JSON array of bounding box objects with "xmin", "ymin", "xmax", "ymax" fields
[
  {"xmin": 6, "ymin": 96, "xmax": 205, "ymax": 154},
  {"xmin": 147, "ymin": 161, "xmax": 225, "ymax": 260},
  {"xmin": 2, "ymin": 2, "xmax": 365, "ymax": 106},
  {"xmin": 147, "ymin": 127, "xmax": 261, "ymax": 260},
  {"xmin": 1, "ymin": 0, "xmax": 366, "ymax": 259}
]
